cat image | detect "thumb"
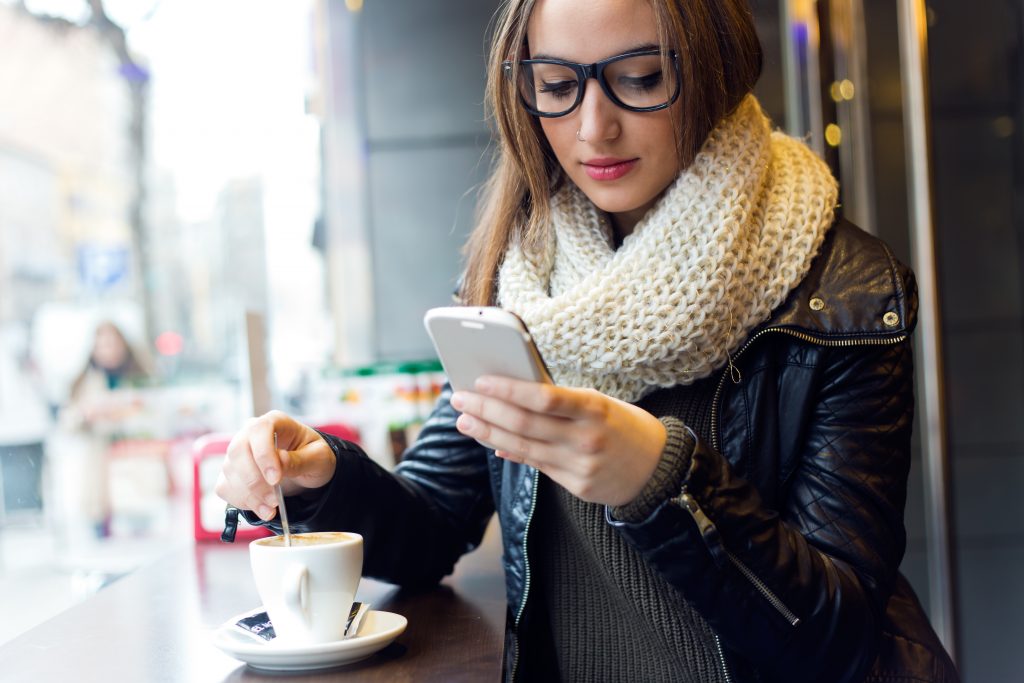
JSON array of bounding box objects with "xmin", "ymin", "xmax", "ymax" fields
[{"xmin": 278, "ymin": 438, "xmax": 336, "ymax": 490}]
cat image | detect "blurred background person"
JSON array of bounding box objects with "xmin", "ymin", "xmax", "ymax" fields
[
  {"xmin": 55, "ymin": 321, "xmax": 151, "ymax": 539},
  {"xmin": 64, "ymin": 321, "xmax": 151, "ymax": 428}
]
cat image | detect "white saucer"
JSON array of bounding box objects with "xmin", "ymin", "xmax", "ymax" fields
[{"xmin": 212, "ymin": 609, "xmax": 408, "ymax": 672}]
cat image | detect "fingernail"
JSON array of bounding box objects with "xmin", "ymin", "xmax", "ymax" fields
[
  {"xmin": 450, "ymin": 392, "xmax": 465, "ymax": 410},
  {"xmin": 264, "ymin": 467, "xmax": 279, "ymax": 484},
  {"xmin": 457, "ymin": 414, "xmax": 476, "ymax": 432},
  {"xmin": 258, "ymin": 505, "xmax": 273, "ymax": 519}
]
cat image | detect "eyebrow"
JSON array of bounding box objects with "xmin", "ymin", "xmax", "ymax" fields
[{"xmin": 530, "ymin": 43, "xmax": 661, "ymax": 62}]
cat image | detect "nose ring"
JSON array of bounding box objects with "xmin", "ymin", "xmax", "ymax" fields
[{"xmin": 576, "ymin": 129, "xmax": 586, "ymax": 142}]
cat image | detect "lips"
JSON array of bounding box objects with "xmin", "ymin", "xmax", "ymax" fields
[{"xmin": 582, "ymin": 157, "xmax": 639, "ymax": 181}]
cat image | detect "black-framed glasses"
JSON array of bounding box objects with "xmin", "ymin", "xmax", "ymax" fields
[{"xmin": 502, "ymin": 49, "xmax": 680, "ymax": 118}]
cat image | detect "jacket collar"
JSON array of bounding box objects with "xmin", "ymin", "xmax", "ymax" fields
[{"xmin": 762, "ymin": 218, "xmax": 918, "ymax": 341}]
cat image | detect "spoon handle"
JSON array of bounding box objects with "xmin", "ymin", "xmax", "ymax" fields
[{"xmin": 273, "ymin": 433, "xmax": 291, "ymax": 547}]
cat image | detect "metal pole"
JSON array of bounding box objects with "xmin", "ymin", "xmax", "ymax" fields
[
  {"xmin": 781, "ymin": 0, "xmax": 806, "ymax": 137},
  {"xmin": 896, "ymin": 0, "xmax": 959, "ymax": 661},
  {"xmin": 829, "ymin": 0, "xmax": 876, "ymax": 234},
  {"xmin": 782, "ymin": 0, "xmax": 827, "ymax": 157},
  {"xmin": 317, "ymin": 0, "xmax": 376, "ymax": 367}
]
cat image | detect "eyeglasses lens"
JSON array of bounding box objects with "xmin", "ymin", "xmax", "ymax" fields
[
  {"xmin": 518, "ymin": 53, "xmax": 675, "ymax": 116},
  {"xmin": 518, "ymin": 62, "xmax": 578, "ymax": 115}
]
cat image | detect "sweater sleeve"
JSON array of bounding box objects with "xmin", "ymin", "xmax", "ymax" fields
[{"xmin": 610, "ymin": 417, "xmax": 695, "ymax": 523}]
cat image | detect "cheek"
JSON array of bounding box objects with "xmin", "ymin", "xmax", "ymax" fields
[
  {"xmin": 539, "ymin": 119, "xmax": 573, "ymax": 161},
  {"xmin": 646, "ymin": 123, "xmax": 681, "ymax": 178}
]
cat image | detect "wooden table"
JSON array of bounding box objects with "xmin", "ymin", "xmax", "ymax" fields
[{"xmin": 0, "ymin": 518, "xmax": 507, "ymax": 682}]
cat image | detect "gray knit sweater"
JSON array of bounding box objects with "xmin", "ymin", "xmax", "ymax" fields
[{"xmin": 532, "ymin": 381, "xmax": 727, "ymax": 682}]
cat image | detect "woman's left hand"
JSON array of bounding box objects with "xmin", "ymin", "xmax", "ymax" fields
[{"xmin": 450, "ymin": 376, "xmax": 667, "ymax": 507}]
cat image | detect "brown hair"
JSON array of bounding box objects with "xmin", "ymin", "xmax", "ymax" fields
[
  {"xmin": 70, "ymin": 321, "xmax": 149, "ymax": 400},
  {"xmin": 460, "ymin": 0, "xmax": 763, "ymax": 306}
]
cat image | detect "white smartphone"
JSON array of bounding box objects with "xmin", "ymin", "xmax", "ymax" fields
[{"xmin": 423, "ymin": 306, "xmax": 553, "ymax": 392}]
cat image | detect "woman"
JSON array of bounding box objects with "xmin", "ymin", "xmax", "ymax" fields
[
  {"xmin": 68, "ymin": 322, "xmax": 149, "ymax": 405},
  {"xmin": 59, "ymin": 321, "xmax": 150, "ymax": 538},
  {"xmin": 217, "ymin": 0, "xmax": 957, "ymax": 680}
]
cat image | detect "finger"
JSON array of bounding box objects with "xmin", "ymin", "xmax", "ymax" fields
[
  {"xmin": 493, "ymin": 447, "xmax": 577, "ymax": 487},
  {"xmin": 214, "ymin": 471, "xmax": 246, "ymax": 508},
  {"xmin": 223, "ymin": 436, "xmax": 278, "ymax": 508},
  {"xmin": 494, "ymin": 449, "xmax": 526, "ymax": 465},
  {"xmin": 456, "ymin": 412, "xmax": 558, "ymax": 469},
  {"xmin": 278, "ymin": 438, "xmax": 336, "ymax": 491},
  {"xmin": 214, "ymin": 470, "xmax": 277, "ymax": 520},
  {"xmin": 452, "ymin": 390, "xmax": 571, "ymax": 444},
  {"xmin": 475, "ymin": 376, "xmax": 607, "ymax": 420},
  {"xmin": 248, "ymin": 411, "xmax": 288, "ymax": 485},
  {"xmin": 225, "ymin": 423, "xmax": 275, "ymax": 494}
]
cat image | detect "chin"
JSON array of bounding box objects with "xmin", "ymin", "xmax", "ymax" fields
[{"xmin": 576, "ymin": 182, "xmax": 652, "ymax": 215}]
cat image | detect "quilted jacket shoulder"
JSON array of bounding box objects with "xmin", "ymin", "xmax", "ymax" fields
[{"xmin": 768, "ymin": 218, "xmax": 918, "ymax": 340}]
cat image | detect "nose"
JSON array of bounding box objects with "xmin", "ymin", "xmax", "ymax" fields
[{"xmin": 575, "ymin": 78, "xmax": 620, "ymax": 143}]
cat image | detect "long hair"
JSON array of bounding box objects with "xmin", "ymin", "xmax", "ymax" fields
[
  {"xmin": 460, "ymin": 0, "xmax": 763, "ymax": 306},
  {"xmin": 70, "ymin": 321, "xmax": 149, "ymax": 400}
]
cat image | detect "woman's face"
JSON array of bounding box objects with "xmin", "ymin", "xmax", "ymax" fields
[
  {"xmin": 93, "ymin": 324, "xmax": 128, "ymax": 370},
  {"xmin": 526, "ymin": 0, "xmax": 681, "ymax": 234}
]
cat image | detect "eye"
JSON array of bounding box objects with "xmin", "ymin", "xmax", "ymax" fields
[
  {"xmin": 617, "ymin": 70, "xmax": 664, "ymax": 93},
  {"xmin": 538, "ymin": 80, "xmax": 578, "ymax": 100}
]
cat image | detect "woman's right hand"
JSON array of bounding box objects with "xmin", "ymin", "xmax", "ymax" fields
[{"xmin": 215, "ymin": 410, "xmax": 337, "ymax": 521}]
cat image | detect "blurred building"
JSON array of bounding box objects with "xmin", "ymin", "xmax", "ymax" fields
[
  {"xmin": 0, "ymin": 4, "xmax": 135, "ymax": 323},
  {"xmin": 175, "ymin": 177, "xmax": 268, "ymax": 376},
  {"xmin": 0, "ymin": 3, "xmax": 141, "ymax": 411}
]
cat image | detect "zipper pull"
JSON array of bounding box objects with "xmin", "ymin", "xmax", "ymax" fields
[
  {"xmin": 221, "ymin": 505, "xmax": 240, "ymax": 543},
  {"xmin": 676, "ymin": 492, "xmax": 729, "ymax": 568},
  {"xmin": 724, "ymin": 311, "xmax": 742, "ymax": 385},
  {"xmin": 726, "ymin": 352, "xmax": 742, "ymax": 384}
]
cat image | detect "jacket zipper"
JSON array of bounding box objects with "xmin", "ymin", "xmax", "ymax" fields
[
  {"xmin": 510, "ymin": 469, "xmax": 540, "ymax": 683},
  {"xmin": 714, "ymin": 634, "xmax": 734, "ymax": 683},
  {"xmin": 678, "ymin": 491, "xmax": 801, "ymax": 626},
  {"xmin": 724, "ymin": 548, "xmax": 801, "ymax": 626},
  {"xmin": 695, "ymin": 325, "xmax": 907, "ymax": 679},
  {"xmin": 710, "ymin": 326, "xmax": 908, "ymax": 452}
]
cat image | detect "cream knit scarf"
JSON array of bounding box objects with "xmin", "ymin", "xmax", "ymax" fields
[{"xmin": 497, "ymin": 95, "xmax": 838, "ymax": 403}]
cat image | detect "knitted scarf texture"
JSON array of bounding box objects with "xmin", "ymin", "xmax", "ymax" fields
[{"xmin": 498, "ymin": 95, "xmax": 838, "ymax": 402}]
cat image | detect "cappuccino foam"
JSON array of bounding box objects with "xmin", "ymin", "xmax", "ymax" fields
[{"xmin": 259, "ymin": 531, "xmax": 357, "ymax": 547}]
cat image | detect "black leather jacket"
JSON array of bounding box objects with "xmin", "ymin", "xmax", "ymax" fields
[{"xmin": 264, "ymin": 220, "xmax": 957, "ymax": 682}]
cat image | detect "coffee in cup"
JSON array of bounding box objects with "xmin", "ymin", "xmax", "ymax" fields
[
  {"xmin": 249, "ymin": 531, "xmax": 363, "ymax": 644},
  {"xmin": 258, "ymin": 531, "xmax": 354, "ymax": 547}
]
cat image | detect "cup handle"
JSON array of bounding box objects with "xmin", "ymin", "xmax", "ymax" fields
[{"xmin": 282, "ymin": 564, "xmax": 310, "ymax": 627}]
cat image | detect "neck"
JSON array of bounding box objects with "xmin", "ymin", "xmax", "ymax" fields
[{"xmin": 609, "ymin": 207, "xmax": 644, "ymax": 246}]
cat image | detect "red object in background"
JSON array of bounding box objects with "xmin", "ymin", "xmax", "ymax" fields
[
  {"xmin": 192, "ymin": 433, "xmax": 271, "ymax": 542},
  {"xmin": 155, "ymin": 330, "xmax": 184, "ymax": 356},
  {"xmin": 313, "ymin": 422, "xmax": 361, "ymax": 444},
  {"xmin": 191, "ymin": 423, "xmax": 360, "ymax": 542}
]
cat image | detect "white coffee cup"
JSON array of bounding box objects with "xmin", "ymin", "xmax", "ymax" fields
[{"xmin": 249, "ymin": 531, "xmax": 363, "ymax": 644}]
